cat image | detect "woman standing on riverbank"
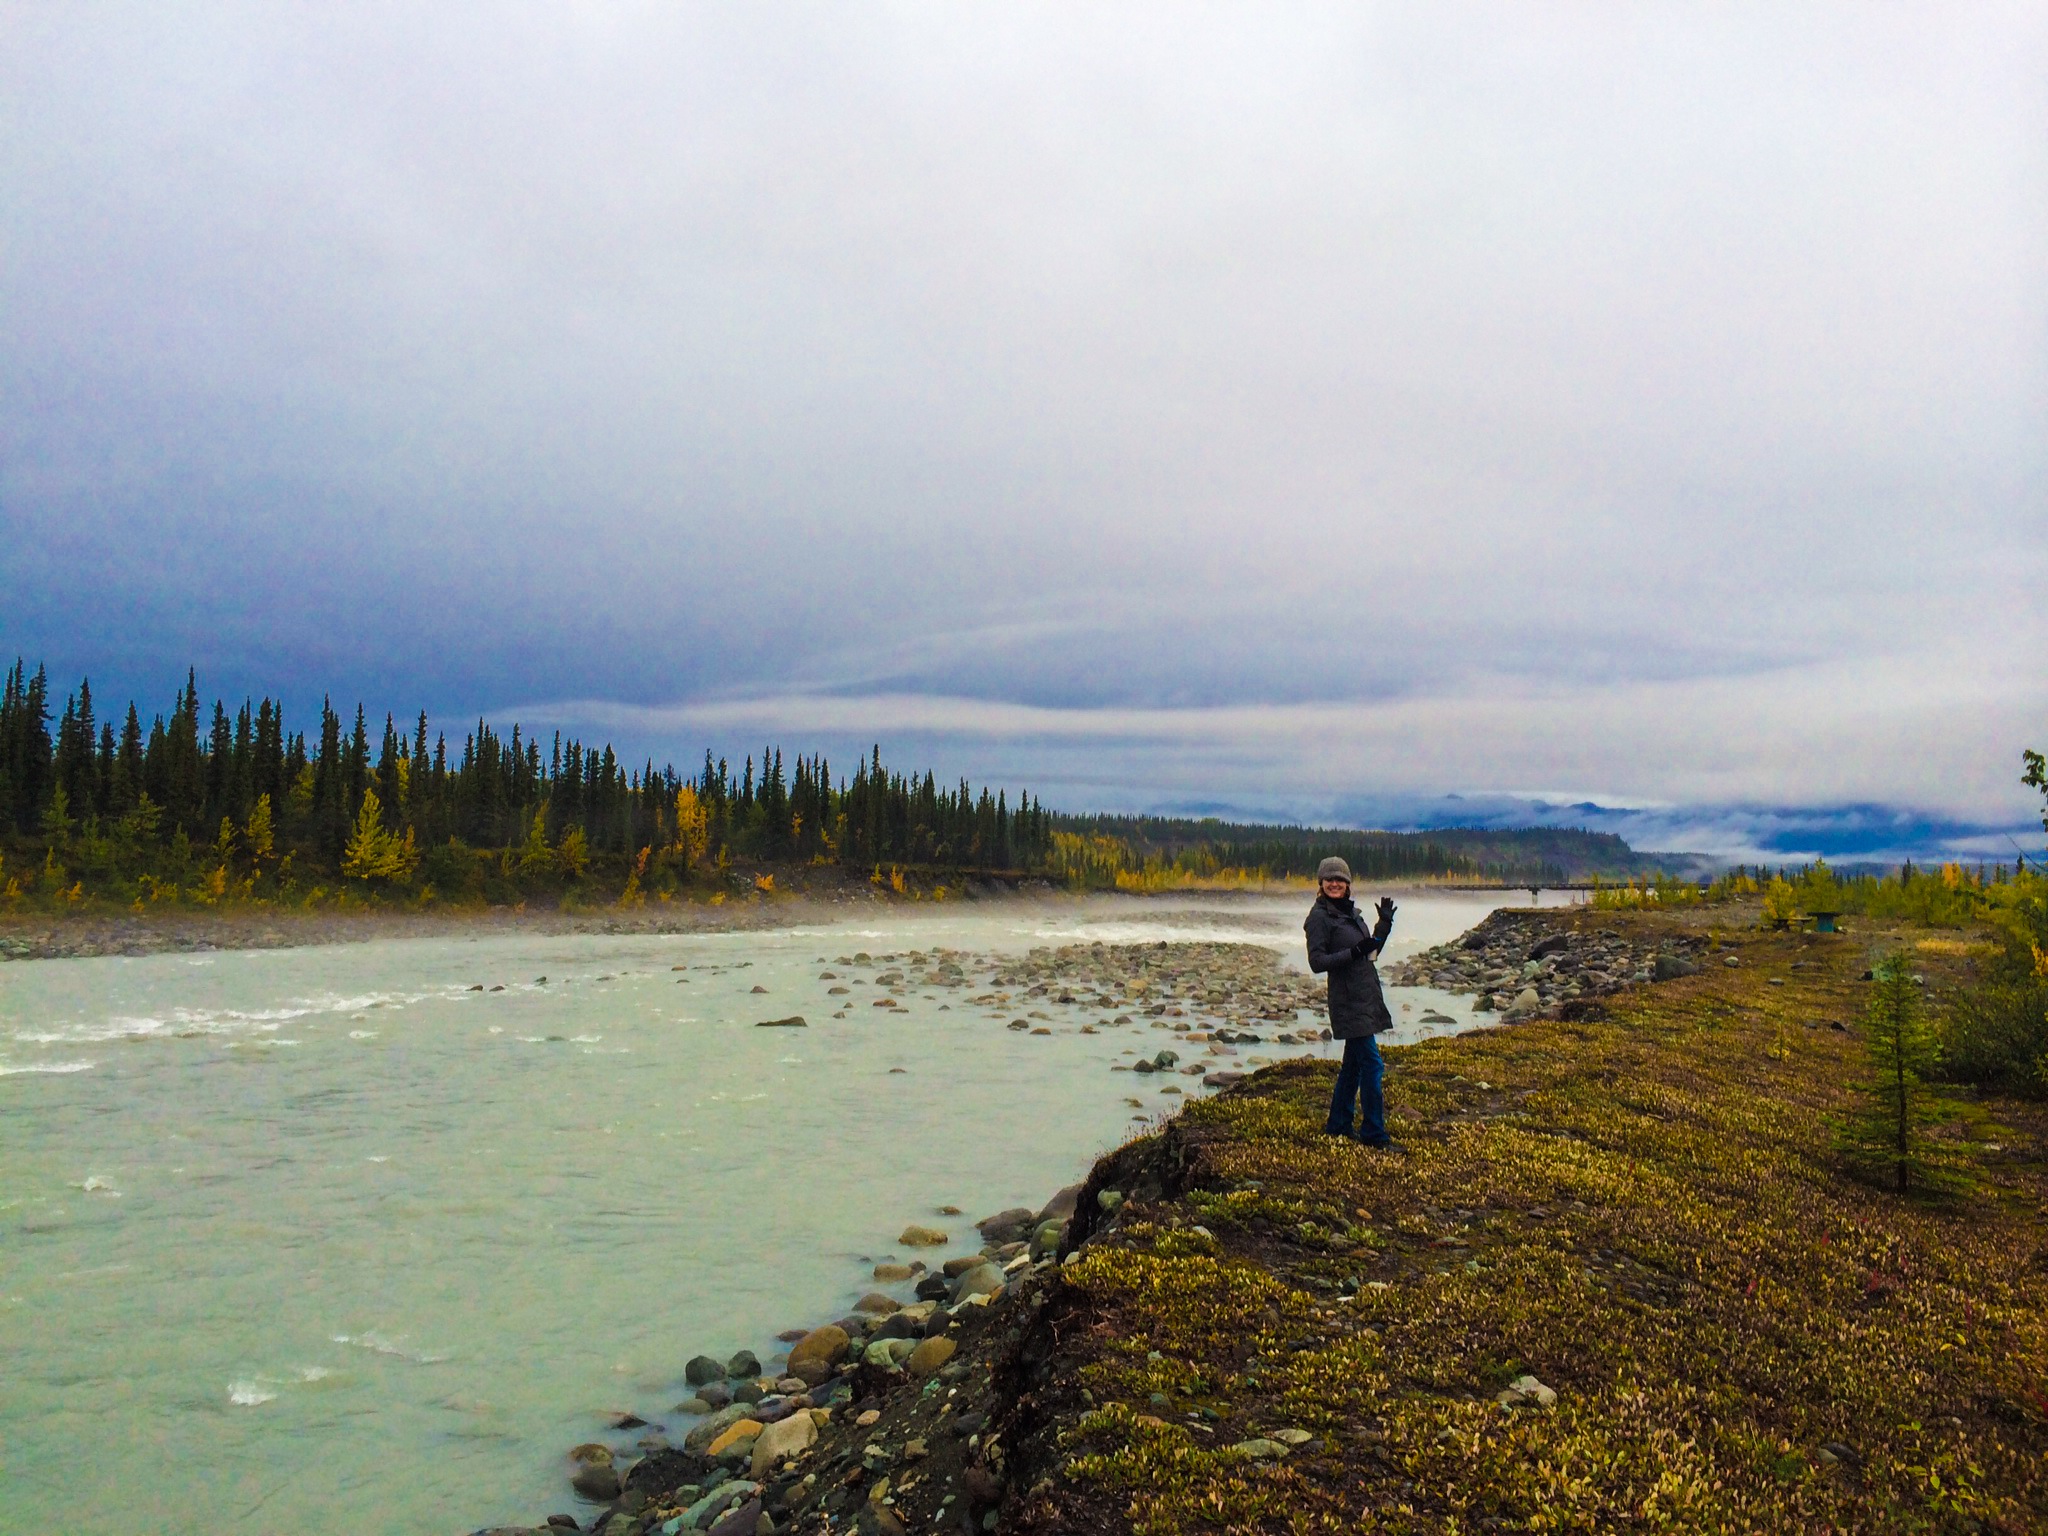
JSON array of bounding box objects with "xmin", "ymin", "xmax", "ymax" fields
[{"xmin": 1305, "ymin": 858, "xmax": 1398, "ymax": 1147}]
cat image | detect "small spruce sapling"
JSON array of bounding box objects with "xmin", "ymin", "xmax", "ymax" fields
[{"xmin": 1834, "ymin": 953, "xmax": 1956, "ymax": 1193}]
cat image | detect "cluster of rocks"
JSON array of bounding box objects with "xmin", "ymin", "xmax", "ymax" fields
[
  {"xmin": 978, "ymin": 940, "xmax": 1324, "ymax": 1033},
  {"xmin": 1382, "ymin": 911, "xmax": 1707, "ymax": 1021},
  {"xmin": 810, "ymin": 941, "xmax": 1331, "ymax": 1104},
  {"xmin": 973, "ymin": 943, "xmax": 1331, "ymax": 1097},
  {"xmin": 805, "ymin": 948, "xmax": 976, "ymax": 1020},
  {"xmin": 481, "ymin": 1193, "xmax": 1090, "ymax": 1536}
]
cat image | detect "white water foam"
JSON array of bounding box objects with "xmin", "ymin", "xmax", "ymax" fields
[
  {"xmin": 13, "ymin": 986, "xmax": 471, "ymax": 1047},
  {"xmin": 332, "ymin": 1332, "xmax": 451, "ymax": 1365},
  {"xmin": 228, "ymin": 1380, "xmax": 277, "ymax": 1406},
  {"xmin": 0, "ymin": 1060, "xmax": 96, "ymax": 1076}
]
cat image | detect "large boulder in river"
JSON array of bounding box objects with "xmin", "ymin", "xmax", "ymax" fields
[
  {"xmin": 785, "ymin": 1324, "xmax": 849, "ymax": 1385},
  {"xmin": 569, "ymin": 1458, "xmax": 619, "ymax": 1501},
  {"xmin": 685, "ymin": 1354, "xmax": 726, "ymax": 1386}
]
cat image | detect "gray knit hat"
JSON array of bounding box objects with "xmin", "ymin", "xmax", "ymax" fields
[{"xmin": 1316, "ymin": 856, "xmax": 1352, "ymax": 883}]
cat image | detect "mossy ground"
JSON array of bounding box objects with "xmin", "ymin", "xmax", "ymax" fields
[{"xmin": 1004, "ymin": 910, "xmax": 2048, "ymax": 1535}]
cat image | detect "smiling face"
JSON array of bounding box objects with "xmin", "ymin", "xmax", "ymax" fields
[{"xmin": 1320, "ymin": 876, "xmax": 1351, "ymax": 900}]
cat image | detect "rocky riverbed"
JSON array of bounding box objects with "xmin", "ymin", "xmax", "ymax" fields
[
  {"xmin": 470, "ymin": 1192, "xmax": 1096, "ymax": 1536},
  {"xmin": 1381, "ymin": 907, "xmax": 1708, "ymax": 1020},
  {"xmin": 971, "ymin": 941, "xmax": 1332, "ymax": 1091}
]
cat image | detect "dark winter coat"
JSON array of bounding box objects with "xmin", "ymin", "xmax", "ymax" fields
[{"xmin": 1305, "ymin": 893, "xmax": 1394, "ymax": 1039}]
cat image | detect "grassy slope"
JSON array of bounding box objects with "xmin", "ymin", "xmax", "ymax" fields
[{"xmin": 1001, "ymin": 910, "xmax": 2048, "ymax": 1534}]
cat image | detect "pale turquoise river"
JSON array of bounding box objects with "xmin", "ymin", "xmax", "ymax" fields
[{"xmin": 0, "ymin": 891, "xmax": 1575, "ymax": 1534}]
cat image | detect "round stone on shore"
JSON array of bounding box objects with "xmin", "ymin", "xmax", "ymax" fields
[
  {"xmin": 707, "ymin": 1497, "xmax": 765, "ymax": 1536},
  {"xmin": 683, "ymin": 1402, "xmax": 760, "ymax": 1453},
  {"xmin": 948, "ymin": 1262, "xmax": 1005, "ymax": 1304},
  {"xmin": 749, "ymin": 1410, "xmax": 819, "ymax": 1477},
  {"xmin": 863, "ymin": 1335, "xmax": 918, "ymax": 1369},
  {"xmin": 898, "ymin": 1224, "xmax": 948, "ymax": 1247},
  {"xmin": 706, "ymin": 1417, "xmax": 765, "ymax": 1457}
]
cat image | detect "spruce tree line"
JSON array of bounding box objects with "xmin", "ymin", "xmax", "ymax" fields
[
  {"xmin": 0, "ymin": 661, "xmax": 1052, "ymax": 899},
  {"xmin": 1051, "ymin": 813, "xmax": 1650, "ymax": 885}
]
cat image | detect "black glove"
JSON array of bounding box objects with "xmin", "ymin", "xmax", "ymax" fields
[{"xmin": 1373, "ymin": 897, "xmax": 1396, "ymax": 938}]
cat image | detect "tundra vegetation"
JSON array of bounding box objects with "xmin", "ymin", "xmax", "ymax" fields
[
  {"xmin": 1004, "ymin": 908, "xmax": 2047, "ymax": 1535},
  {"xmin": 1591, "ymin": 752, "xmax": 2048, "ymax": 1104}
]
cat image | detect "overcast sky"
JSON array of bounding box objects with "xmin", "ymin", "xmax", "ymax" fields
[{"xmin": 4, "ymin": 4, "xmax": 2044, "ymax": 859}]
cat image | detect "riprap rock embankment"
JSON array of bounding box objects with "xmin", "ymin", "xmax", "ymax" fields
[{"xmin": 1383, "ymin": 907, "xmax": 1706, "ymax": 1019}]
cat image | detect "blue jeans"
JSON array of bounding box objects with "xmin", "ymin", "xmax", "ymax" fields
[{"xmin": 1326, "ymin": 1035, "xmax": 1387, "ymax": 1143}]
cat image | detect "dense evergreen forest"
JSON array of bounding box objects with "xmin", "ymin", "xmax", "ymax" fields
[
  {"xmin": 0, "ymin": 661, "xmax": 1662, "ymax": 911},
  {"xmin": 0, "ymin": 663, "xmax": 1052, "ymax": 906}
]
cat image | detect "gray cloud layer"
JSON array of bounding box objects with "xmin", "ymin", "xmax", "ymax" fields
[{"xmin": 4, "ymin": 4, "xmax": 2044, "ymax": 848}]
